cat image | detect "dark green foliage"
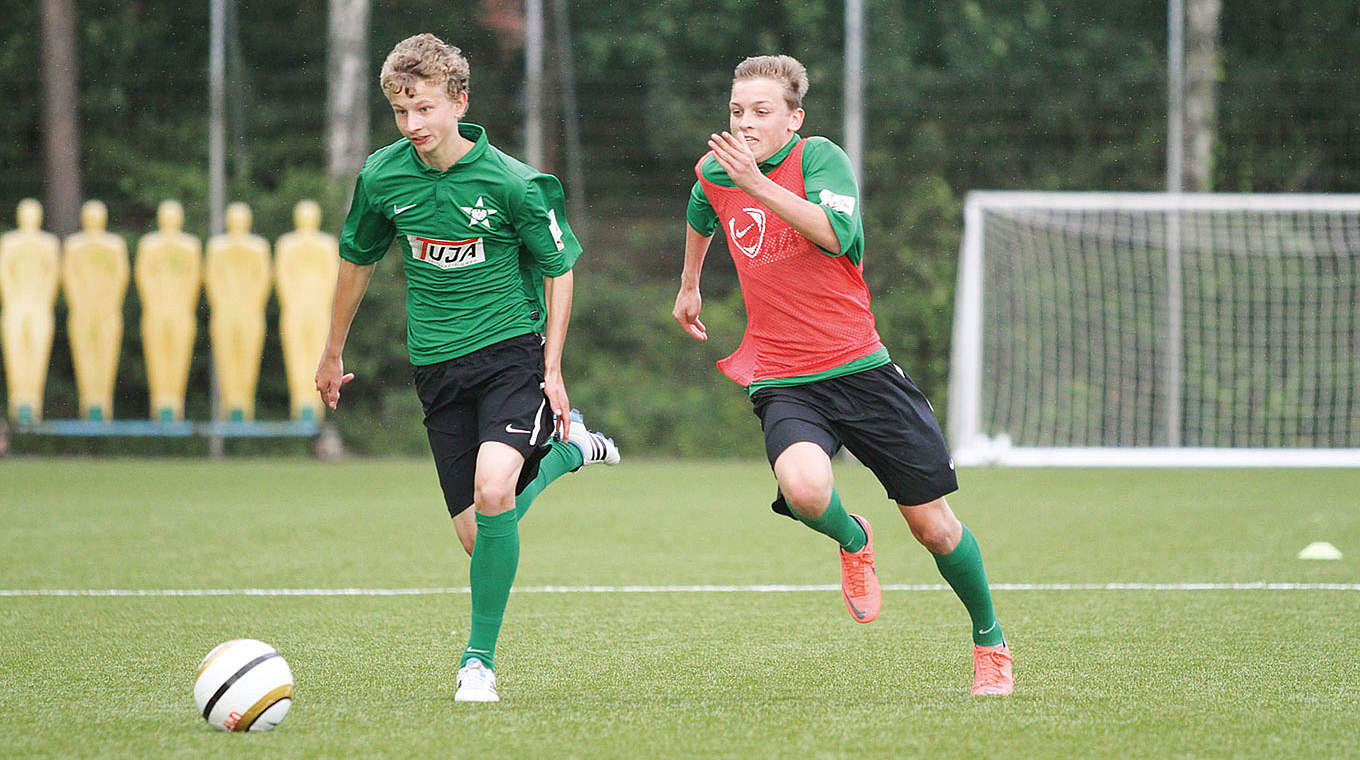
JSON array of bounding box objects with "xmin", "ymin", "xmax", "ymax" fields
[{"xmin": 1, "ymin": 0, "xmax": 1357, "ymax": 455}]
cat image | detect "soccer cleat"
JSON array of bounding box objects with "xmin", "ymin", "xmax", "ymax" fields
[
  {"xmin": 839, "ymin": 514, "xmax": 881, "ymax": 623},
  {"xmin": 971, "ymin": 643, "xmax": 1014, "ymax": 696},
  {"xmin": 454, "ymin": 658, "xmax": 499, "ymax": 703},
  {"xmin": 565, "ymin": 409, "xmax": 620, "ymax": 467}
]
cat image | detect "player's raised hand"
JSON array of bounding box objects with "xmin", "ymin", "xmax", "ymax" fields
[
  {"xmin": 315, "ymin": 354, "xmax": 355, "ymax": 410},
  {"xmin": 673, "ymin": 286, "xmax": 707, "ymax": 340},
  {"xmin": 708, "ymin": 131, "xmax": 762, "ymax": 191}
]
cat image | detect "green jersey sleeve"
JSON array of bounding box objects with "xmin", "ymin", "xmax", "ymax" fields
[
  {"xmin": 686, "ymin": 178, "xmax": 719, "ymax": 236},
  {"xmin": 801, "ymin": 136, "xmax": 864, "ymax": 264},
  {"xmin": 339, "ymin": 172, "xmax": 396, "ymax": 265},
  {"xmin": 512, "ymin": 173, "xmax": 582, "ymax": 277}
]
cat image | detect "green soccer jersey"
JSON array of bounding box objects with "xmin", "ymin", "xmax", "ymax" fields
[
  {"xmin": 340, "ymin": 123, "xmax": 582, "ymax": 365},
  {"xmin": 686, "ymin": 135, "xmax": 865, "ymax": 264}
]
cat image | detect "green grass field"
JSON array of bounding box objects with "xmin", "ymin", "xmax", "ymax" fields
[{"xmin": 2, "ymin": 458, "xmax": 1357, "ymax": 758}]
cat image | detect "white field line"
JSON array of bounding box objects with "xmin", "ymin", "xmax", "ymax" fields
[{"xmin": 1, "ymin": 582, "xmax": 1358, "ymax": 597}]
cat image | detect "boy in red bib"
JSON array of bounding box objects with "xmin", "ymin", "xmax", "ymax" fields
[{"xmin": 673, "ymin": 55, "xmax": 1012, "ymax": 696}]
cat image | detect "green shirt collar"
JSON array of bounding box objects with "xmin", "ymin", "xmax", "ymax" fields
[
  {"xmin": 409, "ymin": 122, "xmax": 490, "ymax": 173},
  {"xmin": 759, "ymin": 134, "xmax": 801, "ymax": 170},
  {"xmin": 454, "ymin": 123, "xmax": 489, "ymax": 167}
]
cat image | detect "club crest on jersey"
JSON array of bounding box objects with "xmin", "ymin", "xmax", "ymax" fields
[
  {"xmin": 459, "ymin": 196, "xmax": 500, "ymax": 229},
  {"xmin": 408, "ymin": 234, "xmax": 486, "ymax": 270},
  {"xmin": 728, "ymin": 207, "xmax": 766, "ymax": 258}
]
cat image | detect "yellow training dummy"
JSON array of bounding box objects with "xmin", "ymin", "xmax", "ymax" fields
[
  {"xmin": 134, "ymin": 200, "xmax": 202, "ymax": 422},
  {"xmin": 205, "ymin": 202, "xmax": 271, "ymax": 421},
  {"xmin": 274, "ymin": 200, "xmax": 339, "ymax": 422},
  {"xmin": 62, "ymin": 200, "xmax": 129, "ymax": 421},
  {"xmin": 0, "ymin": 199, "xmax": 62, "ymax": 422}
]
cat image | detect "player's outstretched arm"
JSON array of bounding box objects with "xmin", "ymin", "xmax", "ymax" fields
[
  {"xmin": 674, "ymin": 225, "xmax": 713, "ymax": 341},
  {"xmin": 315, "ymin": 259, "xmax": 376, "ymax": 410}
]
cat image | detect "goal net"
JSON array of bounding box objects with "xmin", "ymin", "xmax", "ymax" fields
[{"xmin": 948, "ymin": 192, "xmax": 1360, "ymax": 467}]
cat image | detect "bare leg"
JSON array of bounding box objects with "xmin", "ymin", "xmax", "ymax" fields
[{"xmin": 897, "ymin": 496, "xmax": 963, "ymax": 554}]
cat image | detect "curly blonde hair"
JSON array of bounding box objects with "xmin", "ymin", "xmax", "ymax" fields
[
  {"xmin": 380, "ymin": 33, "xmax": 471, "ymax": 100},
  {"xmin": 733, "ymin": 55, "xmax": 809, "ymax": 111}
]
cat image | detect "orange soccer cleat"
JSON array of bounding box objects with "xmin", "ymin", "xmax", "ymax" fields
[
  {"xmin": 839, "ymin": 514, "xmax": 881, "ymax": 623},
  {"xmin": 971, "ymin": 643, "xmax": 1014, "ymax": 696}
]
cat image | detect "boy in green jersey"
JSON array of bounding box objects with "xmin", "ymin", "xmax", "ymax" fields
[
  {"xmin": 316, "ymin": 33, "xmax": 618, "ymax": 704},
  {"xmin": 673, "ymin": 55, "xmax": 1011, "ymax": 695}
]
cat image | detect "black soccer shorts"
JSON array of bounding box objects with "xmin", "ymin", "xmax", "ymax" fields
[
  {"xmin": 751, "ymin": 362, "xmax": 959, "ymax": 511},
  {"xmin": 412, "ymin": 333, "xmax": 554, "ymax": 518}
]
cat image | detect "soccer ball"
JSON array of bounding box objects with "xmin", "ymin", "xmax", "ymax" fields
[{"xmin": 193, "ymin": 639, "xmax": 294, "ymax": 731}]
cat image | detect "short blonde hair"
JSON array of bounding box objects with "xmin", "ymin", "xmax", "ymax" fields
[
  {"xmin": 733, "ymin": 55, "xmax": 809, "ymax": 110},
  {"xmin": 380, "ymin": 33, "xmax": 471, "ymax": 100}
]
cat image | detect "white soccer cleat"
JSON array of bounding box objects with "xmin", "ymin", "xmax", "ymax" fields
[
  {"xmin": 565, "ymin": 409, "xmax": 620, "ymax": 466},
  {"xmin": 454, "ymin": 658, "xmax": 499, "ymax": 703}
]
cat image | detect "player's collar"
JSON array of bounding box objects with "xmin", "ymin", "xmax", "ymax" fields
[
  {"xmin": 451, "ymin": 123, "xmax": 489, "ymax": 168},
  {"xmin": 408, "ymin": 123, "xmax": 489, "ymax": 174},
  {"xmin": 758, "ymin": 135, "xmax": 801, "ymax": 170}
]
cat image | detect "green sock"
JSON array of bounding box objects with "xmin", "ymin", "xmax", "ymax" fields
[
  {"xmin": 933, "ymin": 524, "xmax": 1004, "ymax": 646},
  {"xmin": 461, "ymin": 510, "xmax": 520, "ymax": 671},
  {"xmin": 514, "ymin": 440, "xmax": 584, "ymax": 522},
  {"xmin": 793, "ymin": 490, "xmax": 866, "ymax": 552}
]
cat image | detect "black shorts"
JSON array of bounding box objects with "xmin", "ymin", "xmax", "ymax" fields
[
  {"xmin": 751, "ymin": 362, "xmax": 958, "ymax": 510},
  {"xmin": 412, "ymin": 333, "xmax": 554, "ymax": 518}
]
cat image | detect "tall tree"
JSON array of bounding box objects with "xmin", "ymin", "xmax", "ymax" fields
[
  {"xmin": 1185, "ymin": 0, "xmax": 1221, "ymax": 191},
  {"xmin": 326, "ymin": 0, "xmax": 370, "ymax": 181},
  {"xmin": 39, "ymin": 0, "xmax": 82, "ymax": 236}
]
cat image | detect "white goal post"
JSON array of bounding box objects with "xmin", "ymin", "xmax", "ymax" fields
[{"xmin": 948, "ymin": 191, "xmax": 1360, "ymax": 467}]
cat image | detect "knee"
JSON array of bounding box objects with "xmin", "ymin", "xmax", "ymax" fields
[
  {"xmin": 911, "ymin": 522, "xmax": 958, "ymax": 554},
  {"xmin": 779, "ymin": 473, "xmax": 833, "ymax": 517},
  {"xmin": 473, "ymin": 481, "xmax": 516, "ymax": 516},
  {"xmin": 902, "ymin": 499, "xmax": 962, "ymax": 554}
]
